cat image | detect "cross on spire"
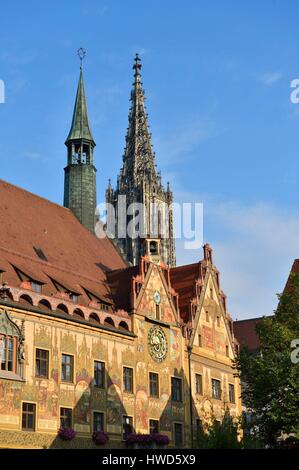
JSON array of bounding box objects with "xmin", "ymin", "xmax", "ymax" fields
[{"xmin": 77, "ymin": 47, "xmax": 86, "ymax": 70}]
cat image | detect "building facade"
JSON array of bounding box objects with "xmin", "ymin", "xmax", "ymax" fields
[{"xmin": 0, "ymin": 56, "xmax": 241, "ymax": 448}]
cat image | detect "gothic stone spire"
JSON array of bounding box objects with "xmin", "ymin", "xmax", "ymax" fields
[
  {"xmin": 107, "ymin": 55, "xmax": 176, "ymax": 267},
  {"xmin": 119, "ymin": 53, "xmax": 157, "ymax": 190}
]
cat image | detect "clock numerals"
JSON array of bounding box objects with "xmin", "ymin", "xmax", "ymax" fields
[{"xmin": 148, "ymin": 326, "xmax": 167, "ymax": 362}]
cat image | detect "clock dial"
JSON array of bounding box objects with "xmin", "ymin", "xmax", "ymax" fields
[
  {"xmin": 153, "ymin": 291, "xmax": 161, "ymax": 305},
  {"xmin": 148, "ymin": 326, "xmax": 167, "ymax": 362}
]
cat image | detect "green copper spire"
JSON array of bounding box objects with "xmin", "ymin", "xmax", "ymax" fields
[
  {"xmin": 65, "ymin": 67, "xmax": 95, "ymax": 145},
  {"xmin": 64, "ymin": 55, "xmax": 97, "ymax": 234}
]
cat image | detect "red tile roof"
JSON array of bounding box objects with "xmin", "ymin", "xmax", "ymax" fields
[
  {"xmin": 233, "ymin": 317, "xmax": 266, "ymax": 352},
  {"xmin": 170, "ymin": 262, "xmax": 202, "ymax": 322},
  {"xmin": 0, "ymin": 179, "xmax": 127, "ymax": 309},
  {"xmin": 106, "ymin": 265, "xmax": 139, "ymax": 312}
]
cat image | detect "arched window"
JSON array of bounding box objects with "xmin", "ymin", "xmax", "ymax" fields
[
  {"xmin": 104, "ymin": 317, "xmax": 115, "ymax": 328},
  {"xmin": 73, "ymin": 308, "xmax": 85, "ymax": 320},
  {"xmin": 119, "ymin": 321, "xmax": 129, "ymax": 331},
  {"xmin": 0, "ymin": 309, "xmax": 24, "ymax": 378},
  {"xmin": 19, "ymin": 294, "xmax": 33, "ymax": 306},
  {"xmin": 38, "ymin": 299, "xmax": 52, "ymax": 311},
  {"xmin": 56, "ymin": 303, "xmax": 69, "ymax": 314},
  {"xmin": 89, "ymin": 312, "xmax": 100, "ymax": 324}
]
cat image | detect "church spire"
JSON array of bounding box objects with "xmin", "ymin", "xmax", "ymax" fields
[
  {"xmin": 65, "ymin": 66, "xmax": 95, "ymax": 146},
  {"xmin": 64, "ymin": 51, "xmax": 97, "ymax": 233},
  {"xmin": 106, "ymin": 55, "xmax": 176, "ymax": 267},
  {"xmin": 120, "ymin": 53, "xmax": 157, "ymax": 190}
]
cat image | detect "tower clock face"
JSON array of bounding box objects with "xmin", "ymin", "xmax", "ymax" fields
[
  {"xmin": 153, "ymin": 290, "xmax": 161, "ymax": 305},
  {"xmin": 148, "ymin": 326, "xmax": 167, "ymax": 362}
]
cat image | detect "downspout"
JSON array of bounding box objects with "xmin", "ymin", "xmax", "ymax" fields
[{"xmin": 187, "ymin": 345, "xmax": 194, "ymax": 447}]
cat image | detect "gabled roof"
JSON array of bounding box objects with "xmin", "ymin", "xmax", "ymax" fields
[
  {"xmin": 0, "ymin": 179, "xmax": 126, "ymax": 307},
  {"xmin": 106, "ymin": 265, "xmax": 139, "ymax": 312},
  {"xmin": 170, "ymin": 262, "xmax": 202, "ymax": 322}
]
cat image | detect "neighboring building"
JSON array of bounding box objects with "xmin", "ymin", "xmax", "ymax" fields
[
  {"xmin": 0, "ymin": 56, "xmax": 241, "ymax": 448},
  {"xmin": 106, "ymin": 54, "xmax": 176, "ymax": 267},
  {"xmin": 234, "ymin": 317, "xmax": 265, "ymax": 353}
]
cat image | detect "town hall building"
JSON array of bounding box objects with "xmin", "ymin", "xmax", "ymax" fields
[{"xmin": 0, "ymin": 55, "xmax": 241, "ymax": 448}]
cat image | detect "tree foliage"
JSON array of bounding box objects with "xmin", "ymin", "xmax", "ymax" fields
[
  {"xmin": 195, "ymin": 408, "xmax": 241, "ymax": 449},
  {"xmin": 235, "ymin": 272, "xmax": 299, "ymax": 446}
]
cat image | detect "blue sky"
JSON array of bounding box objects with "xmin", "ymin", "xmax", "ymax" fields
[{"xmin": 1, "ymin": 0, "xmax": 299, "ymax": 319}]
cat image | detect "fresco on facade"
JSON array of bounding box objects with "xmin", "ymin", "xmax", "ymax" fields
[
  {"xmin": 202, "ymin": 325, "xmax": 214, "ymax": 349},
  {"xmin": 106, "ymin": 383, "xmax": 122, "ymax": 432},
  {"xmin": 0, "ymin": 382, "xmax": 21, "ymax": 419},
  {"xmin": 215, "ymin": 331, "xmax": 226, "ymax": 355},
  {"xmin": 37, "ymin": 378, "xmax": 59, "ymax": 421},
  {"xmin": 135, "ymin": 389, "xmax": 148, "ymax": 430},
  {"xmin": 138, "ymin": 266, "xmax": 176, "ymax": 324},
  {"xmin": 170, "ymin": 329, "xmax": 181, "ymax": 364},
  {"xmin": 75, "ymin": 379, "xmax": 91, "ymax": 425}
]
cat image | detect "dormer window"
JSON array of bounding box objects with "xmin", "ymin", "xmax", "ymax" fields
[
  {"xmin": 101, "ymin": 303, "xmax": 109, "ymax": 312},
  {"xmin": 13, "ymin": 266, "xmax": 43, "ymax": 294},
  {"xmin": 70, "ymin": 293, "xmax": 78, "ymax": 304},
  {"xmin": 31, "ymin": 281, "xmax": 42, "ymax": 294}
]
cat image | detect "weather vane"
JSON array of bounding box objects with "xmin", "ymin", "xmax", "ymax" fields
[{"xmin": 77, "ymin": 48, "xmax": 86, "ymax": 68}]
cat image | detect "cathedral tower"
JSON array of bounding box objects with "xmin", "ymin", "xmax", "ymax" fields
[
  {"xmin": 64, "ymin": 63, "xmax": 97, "ymax": 233},
  {"xmin": 106, "ymin": 54, "xmax": 176, "ymax": 266}
]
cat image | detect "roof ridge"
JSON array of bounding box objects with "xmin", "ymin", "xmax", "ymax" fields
[
  {"xmin": 170, "ymin": 261, "xmax": 201, "ymax": 271},
  {"xmin": 0, "ymin": 179, "xmax": 72, "ymax": 213}
]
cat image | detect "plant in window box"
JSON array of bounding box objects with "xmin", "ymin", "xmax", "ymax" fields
[
  {"xmin": 57, "ymin": 427, "xmax": 76, "ymax": 441},
  {"xmin": 126, "ymin": 433, "xmax": 169, "ymax": 449},
  {"xmin": 152, "ymin": 433, "xmax": 170, "ymax": 447},
  {"xmin": 92, "ymin": 431, "xmax": 109, "ymax": 445}
]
